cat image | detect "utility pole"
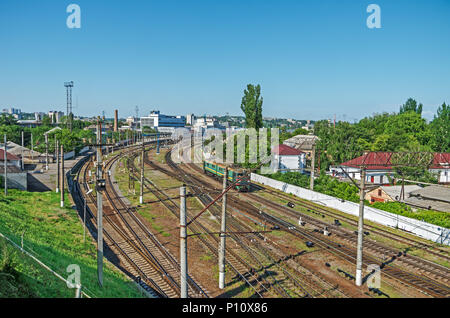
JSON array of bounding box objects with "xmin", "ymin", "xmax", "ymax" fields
[
  {"xmin": 180, "ymin": 185, "xmax": 188, "ymax": 298},
  {"xmin": 21, "ymin": 131, "xmax": 24, "ymax": 171},
  {"xmin": 139, "ymin": 139, "xmax": 144, "ymax": 204},
  {"xmin": 219, "ymin": 168, "xmax": 228, "ymax": 289},
  {"xmin": 355, "ymin": 168, "xmax": 366, "ymax": 286},
  {"xmin": 96, "ymin": 118, "xmax": 104, "ymax": 287},
  {"xmin": 31, "ymin": 133, "xmax": 34, "ymax": 162},
  {"xmin": 310, "ymin": 143, "xmax": 316, "ymax": 191},
  {"xmin": 56, "ymin": 140, "xmax": 60, "ymax": 193},
  {"xmin": 156, "ymin": 130, "xmax": 160, "ymax": 154},
  {"xmin": 4, "ymin": 134, "xmax": 8, "ymax": 196},
  {"xmin": 60, "ymin": 144, "xmax": 64, "ymax": 208},
  {"xmin": 45, "ymin": 134, "xmax": 49, "ymax": 171}
]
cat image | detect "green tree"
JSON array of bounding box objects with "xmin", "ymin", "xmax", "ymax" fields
[
  {"xmin": 241, "ymin": 84, "xmax": 263, "ymax": 129},
  {"xmin": 399, "ymin": 98, "xmax": 423, "ymax": 115},
  {"xmin": 429, "ymin": 102, "xmax": 450, "ymax": 152}
]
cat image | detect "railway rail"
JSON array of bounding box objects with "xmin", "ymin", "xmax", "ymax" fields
[
  {"xmin": 143, "ymin": 150, "xmax": 352, "ymax": 298},
  {"xmin": 154, "ymin": 148, "xmax": 450, "ymax": 298},
  {"xmin": 71, "ymin": 142, "xmax": 208, "ymax": 298}
]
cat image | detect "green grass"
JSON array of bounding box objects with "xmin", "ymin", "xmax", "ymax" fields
[{"xmin": 0, "ymin": 190, "xmax": 143, "ymax": 298}]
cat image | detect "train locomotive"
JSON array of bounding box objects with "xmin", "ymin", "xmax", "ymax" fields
[{"xmin": 203, "ymin": 160, "xmax": 251, "ymax": 192}]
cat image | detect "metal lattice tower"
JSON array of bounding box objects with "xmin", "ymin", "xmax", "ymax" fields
[
  {"xmin": 135, "ymin": 105, "xmax": 139, "ymax": 120},
  {"xmin": 64, "ymin": 81, "xmax": 74, "ymax": 131}
]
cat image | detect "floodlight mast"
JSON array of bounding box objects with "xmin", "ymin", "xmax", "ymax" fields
[{"xmin": 64, "ymin": 81, "xmax": 74, "ymax": 132}]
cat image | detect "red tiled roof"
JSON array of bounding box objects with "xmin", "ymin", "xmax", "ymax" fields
[
  {"xmin": 430, "ymin": 153, "xmax": 450, "ymax": 169},
  {"xmin": 272, "ymin": 144, "xmax": 303, "ymax": 156},
  {"xmin": 0, "ymin": 149, "xmax": 20, "ymax": 161},
  {"xmin": 340, "ymin": 152, "xmax": 450, "ymax": 170}
]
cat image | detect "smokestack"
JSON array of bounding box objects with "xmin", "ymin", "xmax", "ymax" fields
[{"xmin": 114, "ymin": 110, "xmax": 118, "ymax": 132}]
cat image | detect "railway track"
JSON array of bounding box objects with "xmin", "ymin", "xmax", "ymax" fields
[
  {"xmin": 127, "ymin": 152, "xmax": 285, "ymax": 298},
  {"xmin": 157, "ymin": 150, "xmax": 450, "ymax": 298},
  {"xmin": 143, "ymin": 150, "xmax": 354, "ymax": 298},
  {"xmin": 72, "ymin": 143, "xmax": 208, "ymax": 298},
  {"xmin": 252, "ymin": 183, "xmax": 450, "ymax": 263}
]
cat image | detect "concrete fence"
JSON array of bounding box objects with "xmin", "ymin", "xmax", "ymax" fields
[
  {"xmin": 251, "ymin": 173, "xmax": 450, "ymax": 246},
  {"xmin": 64, "ymin": 150, "xmax": 75, "ymax": 160}
]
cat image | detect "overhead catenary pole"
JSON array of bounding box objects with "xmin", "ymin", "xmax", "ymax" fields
[
  {"xmin": 310, "ymin": 143, "xmax": 316, "ymax": 191},
  {"xmin": 180, "ymin": 185, "xmax": 188, "ymax": 298},
  {"xmin": 4, "ymin": 134, "xmax": 8, "ymax": 196},
  {"xmin": 21, "ymin": 131, "xmax": 24, "ymax": 170},
  {"xmin": 156, "ymin": 129, "xmax": 160, "ymax": 154},
  {"xmin": 139, "ymin": 139, "xmax": 144, "ymax": 204},
  {"xmin": 219, "ymin": 167, "xmax": 228, "ymax": 289},
  {"xmin": 60, "ymin": 144, "xmax": 64, "ymax": 207},
  {"xmin": 355, "ymin": 168, "xmax": 366, "ymax": 286},
  {"xmin": 96, "ymin": 118, "xmax": 104, "ymax": 287},
  {"xmin": 56, "ymin": 140, "xmax": 60, "ymax": 193},
  {"xmin": 31, "ymin": 133, "xmax": 34, "ymax": 162},
  {"xmin": 45, "ymin": 133, "xmax": 49, "ymax": 171}
]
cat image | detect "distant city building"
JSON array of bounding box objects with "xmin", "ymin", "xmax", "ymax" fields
[
  {"xmin": 126, "ymin": 116, "xmax": 139, "ymax": 130},
  {"xmin": 34, "ymin": 112, "xmax": 45, "ymax": 121},
  {"xmin": 2, "ymin": 108, "xmax": 21, "ymax": 115},
  {"xmin": 17, "ymin": 120, "xmax": 41, "ymax": 128},
  {"xmin": 186, "ymin": 113, "xmax": 195, "ymax": 125},
  {"xmin": 193, "ymin": 116, "xmax": 224, "ymax": 130},
  {"xmin": 140, "ymin": 111, "xmax": 185, "ymax": 130},
  {"xmin": 283, "ymin": 135, "xmax": 319, "ymax": 159},
  {"xmin": 302, "ymin": 120, "xmax": 314, "ymax": 131},
  {"xmin": 48, "ymin": 111, "xmax": 64, "ymax": 123}
]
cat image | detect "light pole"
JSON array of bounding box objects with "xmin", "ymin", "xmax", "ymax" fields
[{"xmin": 84, "ymin": 188, "xmax": 93, "ymax": 244}]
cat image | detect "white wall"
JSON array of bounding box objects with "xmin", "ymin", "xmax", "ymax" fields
[
  {"xmin": 251, "ymin": 173, "xmax": 450, "ymax": 245},
  {"xmin": 63, "ymin": 151, "xmax": 75, "ymax": 160}
]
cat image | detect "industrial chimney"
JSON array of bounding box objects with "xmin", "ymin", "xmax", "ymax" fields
[{"xmin": 114, "ymin": 109, "xmax": 118, "ymax": 132}]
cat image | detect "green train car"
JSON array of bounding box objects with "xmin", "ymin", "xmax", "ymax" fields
[{"xmin": 203, "ymin": 160, "xmax": 250, "ymax": 192}]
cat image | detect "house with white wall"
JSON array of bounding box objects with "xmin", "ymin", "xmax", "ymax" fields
[
  {"xmin": 330, "ymin": 152, "xmax": 450, "ymax": 184},
  {"xmin": 272, "ymin": 144, "xmax": 306, "ymax": 173}
]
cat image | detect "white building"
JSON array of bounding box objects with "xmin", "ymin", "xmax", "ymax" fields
[
  {"xmin": 186, "ymin": 114, "xmax": 195, "ymax": 125},
  {"xmin": 140, "ymin": 111, "xmax": 185, "ymax": 130},
  {"xmin": 272, "ymin": 144, "xmax": 306, "ymax": 173},
  {"xmin": 48, "ymin": 111, "xmax": 64, "ymax": 123}
]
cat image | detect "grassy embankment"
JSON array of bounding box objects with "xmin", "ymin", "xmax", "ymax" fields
[{"xmin": 0, "ymin": 190, "xmax": 143, "ymax": 298}]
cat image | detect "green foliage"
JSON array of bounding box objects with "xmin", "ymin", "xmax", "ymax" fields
[
  {"xmin": 429, "ymin": 103, "xmax": 450, "ymax": 152},
  {"xmin": 241, "ymin": 84, "xmax": 263, "ymax": 129},
  {"xmin": 0, "ymin": 120, "xmax": 95, "ymax": 155},
  {"xmin": 372, "ymin": 201, "xmax": 449, "ymax": 228},
  {"xmin": 399, "ymin": 98, "xmax": 423, "ymax": 115},
  {"xmin": 313, "ymin": 98, "xmax": 448, "ymax": 183},
  {"xmin": 0, "ymin": 190, "xmax": 143, "ymax": 298}
]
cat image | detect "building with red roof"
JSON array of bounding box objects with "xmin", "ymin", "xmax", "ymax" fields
[
  {"xmin": 272, "ymin": 144, "xmax": 306, "ymax": 173},
  {"xmin": 330, "ymin": 152, "xmax": 450, "ymax": 184},
  {"xmin": 0, "ymin": 148, "xmax": 21, "ymax": 168}
]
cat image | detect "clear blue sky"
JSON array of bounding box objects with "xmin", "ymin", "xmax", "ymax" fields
[{"xmin": 1, "ymin": 0, "xmax": 449, "ymax": 121}]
